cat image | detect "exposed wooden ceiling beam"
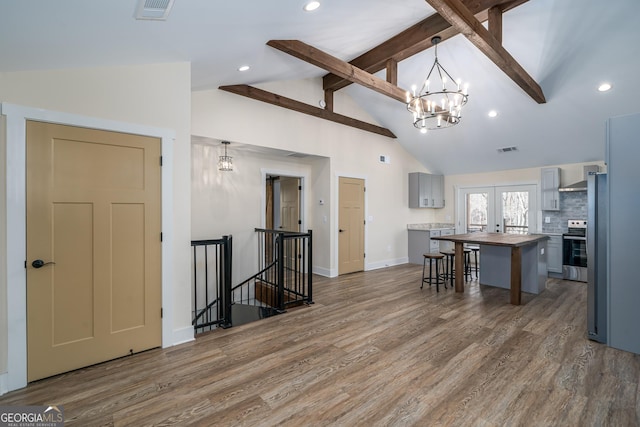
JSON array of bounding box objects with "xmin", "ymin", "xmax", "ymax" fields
[
  {"xmin": 218, "ymin": 85, "xmax": 396, "ymax": 139},
  {"xmin": 323, "ymin": 0, "xmax": 528, "ymax": 92},
  {"xmin": 488, "ymin": 6, "xmax": 503, "ymax": 44},
  {"xmin": 386, "ymin": 58, "xmax": 398, "ymax": 86},
  {"xmin": 426, "ymin": 0, "xmax": 545, "ymax": 103},
  {"xmin": 267, "ymin": 40, "xmax": 408, "ymax": 103}
]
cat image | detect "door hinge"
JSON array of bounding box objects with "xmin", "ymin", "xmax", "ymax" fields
[
  {"xmin": 24, "ymin": 260, "xmax": 27, "ymax": 269},
  {"xmin": 364, "ymin": 187, "xmax": 366, "ymax": 192},
  {"xmin": 364, "ymin": 253, "xmax": 366, "ymax": 258},
  {"xmin": 160, "ymin": 232, "xmax": 163, "ymax": 242},
  {"xmin": 161, "ymin": 308, "xmax": 163, "ymax": 318},
  {"xmin": 298, "ymin": 219, "xmax": 302, "ymax": 225},
  {"xmin": 298, "ymin": 185, "xmax": 302, "ymax": 191},
  {"xmin": 160, "ymin": 156, "xmax": 163, "ymax": 166}
]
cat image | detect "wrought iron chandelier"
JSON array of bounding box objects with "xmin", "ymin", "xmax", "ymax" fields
[
  {"xmin": 406, "ymin": 36, "xmax": 469, "ymax": 134},
  {"xmin": 218, "ymin": 141, "xmax": 233, "ymax": 171}
]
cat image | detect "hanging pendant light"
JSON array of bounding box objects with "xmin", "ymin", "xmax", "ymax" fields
[
  {"xmin": 406, "ymin": 36, "xmax": 469, "ymax": 134},
  {"xmin": 218, "ymin": 141, "xmax": 233, "ymax": 171}
]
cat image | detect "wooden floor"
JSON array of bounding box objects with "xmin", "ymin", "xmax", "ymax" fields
[{"xmin": 2, "ymin": 264, "xmax": 639, "ymax": 426}]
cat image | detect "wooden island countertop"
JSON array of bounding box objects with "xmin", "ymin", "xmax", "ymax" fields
[
  {"xmin": 431, "ymin": 232, "xmax": 549, "ymax": 305},
  {"xmin": 432, "ymin": 232, "xmax": 549, "ymax": 247}
]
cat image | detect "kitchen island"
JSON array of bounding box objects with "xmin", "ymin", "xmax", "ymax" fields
[{"xmin": 430, "ymin": 232, "xmax": 548, "ymax": 305}]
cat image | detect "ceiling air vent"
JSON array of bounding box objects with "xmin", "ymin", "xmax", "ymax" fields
[
  {"xmin": 497, "ymin": 146, "xmax": 518, "ymax": 153},
  {"xmin": 135, "ymin": 0, "xmax": 175, "ymax": 21}
]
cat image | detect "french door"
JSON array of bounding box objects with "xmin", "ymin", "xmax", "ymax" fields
[{"xmin": 457, "ymin": 185, "xmax": 537, "ymax": 234}]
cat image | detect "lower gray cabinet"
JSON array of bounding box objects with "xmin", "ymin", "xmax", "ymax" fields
[
  {"xmin": 547, "ymin": 234, "xmax": 562, "ymax": 273},
  {"xmin": 408, "ymin": 229, "xmax": 441, "ymax": 264}
]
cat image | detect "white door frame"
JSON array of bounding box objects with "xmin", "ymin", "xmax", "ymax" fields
[
  {"xmin": 1, "ymin": 103, "xmax": 175, "ymax": 393},
  {"xmin": 334, "ymin": 172, "xmax": 368, "ymax": 277},
  {"xmin": 455, "ymin": 183, "xmax": 538, "ymax": 234},
  {"xmin": 260, "ymin": 168, "xmax": 307, "ymax": 232}
]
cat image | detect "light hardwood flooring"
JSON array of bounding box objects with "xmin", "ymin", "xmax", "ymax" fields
[{"xmin": 1, "ymin": 264, "xmax": 639, "ymax": 426}]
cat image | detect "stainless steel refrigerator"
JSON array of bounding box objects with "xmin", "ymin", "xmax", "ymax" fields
[
  {"xmin": 587, "ymin": 112, "xmax": 640, "ymax": 354},
  {"xmin": 587, "ymin": 172, "xmax": 606, "ymax": 343}
]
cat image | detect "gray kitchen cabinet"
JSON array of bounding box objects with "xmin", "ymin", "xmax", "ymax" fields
[
  {"xmin": 409, "ymin": 172, "xmax": 445, "ymax": 208},
  {"xmin": 439, "ymin": 228, "xmax": 454, "ymax": 252},
  {"xmin": 546, "ymin": 234, "xmax": 562, "ymax": 273},
  {"xmin": 541, "ymin": 167, "xmax": 560, "ymax": 211},
  {"xmin": 408, "ymin": 229, "xmax": 441, "ymax": 264}
]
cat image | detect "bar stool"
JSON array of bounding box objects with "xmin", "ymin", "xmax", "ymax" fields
[
  {"xmin": 441, "ymin": 249, "xmax": 472, "ymax": 287},
  {"xmin": 463, "ymin": 248, "xmax": 472, "ymax": 281},
  {"xmin": 439, "ymin": 250, "xmax": 456, "ymax": 289},
  {"xmin": 466, "ymin": 245, "xmax": 480, "ymax": 279},
  {"xmin": 421, "ymin": 253, "xmax": 445, "ymax": 292}
]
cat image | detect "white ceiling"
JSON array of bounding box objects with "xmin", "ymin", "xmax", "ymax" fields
[{"xmin": 1, "ymin": 0, "xmax": 638, "ymax": 175}]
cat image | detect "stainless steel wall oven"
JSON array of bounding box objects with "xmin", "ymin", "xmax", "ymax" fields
[{"xmin": 563, "ymin": 220, "xmax": 587, "ymax": 282}]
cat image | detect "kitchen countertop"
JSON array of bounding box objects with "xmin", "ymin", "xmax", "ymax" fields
[
  {"xmin": 431, "ymin": 232, "xmax": 549, "ymax": 247},
  {"xmin": 407, "ymin": 223, "xmax": 455, "ymax": 231}
]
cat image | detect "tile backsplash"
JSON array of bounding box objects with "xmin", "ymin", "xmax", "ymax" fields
[{"xmin": 541, "ymin": 191, "xmax": 587, "ymax": 233}]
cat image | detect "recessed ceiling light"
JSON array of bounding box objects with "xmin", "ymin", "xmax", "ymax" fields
[
  {"xmin": 420, "ymin": 128, "xmax": 427, "ymax": 134},
  {"xmin": 304, "ymin": 1, "xmax": 320, "ymax": 12},
  {"xmin": 488, "ymin": 110, "xmax": 498, "ymax": 118},
  {"xmin": 238, "ymin": 65, "xmax": 250, "ymax": 72},
  {"xmin": 598, "ymin": 83, "xmax": 612, "ymax": 92}
]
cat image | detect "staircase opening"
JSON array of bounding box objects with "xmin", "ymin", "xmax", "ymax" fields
[{"xmin": 191, "ymin": 229, "xmax": 312, "ymax": 333}]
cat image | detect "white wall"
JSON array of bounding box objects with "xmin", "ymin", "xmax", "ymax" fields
[
  {"xmin": 0, "ymin": 63, "xmax": 192, "ymax": 389},
  {"xmin": 191, "ymin": 79, "xmax": 434, "ymax": 276}
]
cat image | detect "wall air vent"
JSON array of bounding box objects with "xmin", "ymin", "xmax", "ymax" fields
[
  {"xmin": 497, "ymin": 146, "xmax": 518, "ymax": 153},
  {"xmin": 135, "ymin": 0, "xmax": 175, "ymax": 21}
]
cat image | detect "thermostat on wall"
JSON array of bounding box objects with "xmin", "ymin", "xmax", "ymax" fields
[{"xmin": 379, "ymin": 155, "xmax": 391, "ymax": 164}]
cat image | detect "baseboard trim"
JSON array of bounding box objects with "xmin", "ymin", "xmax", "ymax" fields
[
  {"xmin": 366, "ymin": 258, "xmax": 408, "ymax": 271},
  {"xmin": 172, "ymin": 326, "xmax": 195, "ymax": 347},
  {"xmin": 312, "ymin": 266, "xmax": 333, "ymax": 277},
  {"xmin": 0, "ymin": 372, "xmax": 7, "ymax": 396}
]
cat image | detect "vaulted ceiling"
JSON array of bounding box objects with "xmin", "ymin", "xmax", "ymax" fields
[{"xmin": 1, "ymin": 0, "xmax": 639, "ymax": 174}]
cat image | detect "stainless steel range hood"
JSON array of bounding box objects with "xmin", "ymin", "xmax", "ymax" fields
[
  {"xmin": 559, "ymin": 165, "xmax": 600, "ymax": 192},
  {"xmin": 559, "ymin": 180, "xmax": 588, "ymax": 192}
]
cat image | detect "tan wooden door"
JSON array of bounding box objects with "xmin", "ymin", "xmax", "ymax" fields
[
  {"xmin": 26, "ymin": 121, "xmax": 162, "ymax": 381},
  {"xmin": 338, "ymin": 177, "xmax": 364, "ymax": 275},
  {"xmin": 279, "ymin": 177, "xmax": 300, "ymax": 232}
]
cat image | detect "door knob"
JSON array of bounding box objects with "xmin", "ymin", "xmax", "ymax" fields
[
  {"xmin": 339, "ymin": 229, "xmax": 345, "ymax": 233},
  {"xmin": 32, "ymin": 259, "xmax": 56, "ymax": 269}
]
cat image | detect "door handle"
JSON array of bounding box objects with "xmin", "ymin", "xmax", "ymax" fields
[
  {"xmin": 339, "ymin": 229, "xmax": 345, "ymax": 233},
  {"xmin": 32, "ymin": 259, "xmax": 56, "ymax": 269}
]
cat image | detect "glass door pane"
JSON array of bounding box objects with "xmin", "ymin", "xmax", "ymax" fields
[
  {"xmin": 496, "ymin": 185, "xmax": 537, "ymax": 234},
  {"xmin": 458, "ymin": 187, "xmax": 495, "ymax": 233},
  {"xmin": 467, "ymin": 192, "xmax": 489, "ymax": 232},
  {"xmin": 500, "ymin": 191, "xmax": 529, "ymax": 234}
]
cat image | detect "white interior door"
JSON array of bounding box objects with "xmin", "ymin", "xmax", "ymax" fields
[{"xmin": 458, "ymin": 185, "xmax": 537, "ymax": 234}]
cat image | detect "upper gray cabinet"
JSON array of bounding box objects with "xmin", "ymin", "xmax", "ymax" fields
[
  {"xmin": 541, "ymin": 167, "xmax": 560, "ymax": 211},
  {"xmin": 409, "ymin": 172, "xmax": 445, "ymax": 208}
]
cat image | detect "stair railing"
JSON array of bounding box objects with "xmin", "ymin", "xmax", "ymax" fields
[
  {"xmin": 254, "ymin": 228, "xmax": 313, "ymax": 311},
  {"xmin": 191, "ymin": 235, "xmax": 232, "ymax": 333}
]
